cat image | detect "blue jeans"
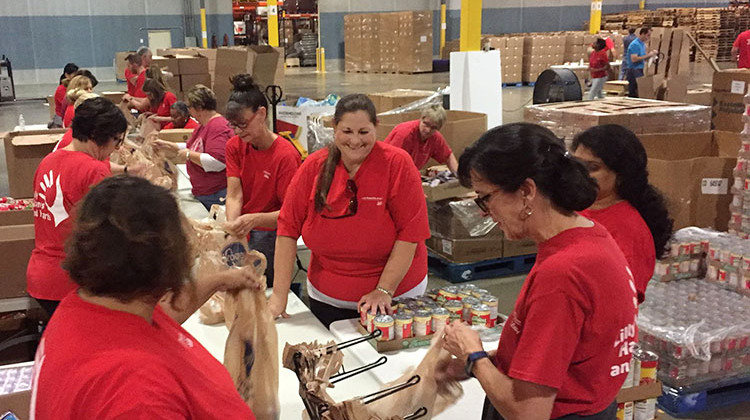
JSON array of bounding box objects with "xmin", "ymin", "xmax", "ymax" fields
[
  {"xmin": 619, "ymin": 62, "xmax": 628, "ymax": 80},
  {"xmin": 626, "ymin": 68, "xmax": 644, "ymax": 98},
  {"xmin": 249, "ymin": 229, "xmax": 277, "ymax": 287},
  {"xmin": 195, "ymin": 188, "xmax": 227, "ymax": 211}
]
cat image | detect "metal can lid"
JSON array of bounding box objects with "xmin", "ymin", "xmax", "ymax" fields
[
  {"xmin": 471, "ymin": 303, "xmax": 490, "ymax": 312},
  {"xmin": 473, "ymin": 288, "xmax": 489, "ymax": 295},
  {"xmin": 462, "ymin": 296, "xmax": 480, "ymax": 305},
  {"xmin": 458, "ymin": 284, "xmax": 477, "ymax": 290},
  {"xmin": 394, "ymin": 312, "xmax": 413, "ymax": 322},
  {"xmin": 444, "ymin": 300, "xmax": 463, "ymax": 309},
  {"xmin": 374, "ymin": 314, "xmax": 394, "ymax": 324},
  {"xmin": 481, "ymin": 295, "xmax": 498, "ymax": 304},
  {"xmin": 432, "ymin": 307, "xmax": 449, "ymax": 316},
  {"xmin": 443, "ymin": 286, "xmax": 459, "ymax": 293},
  {"xmin": 414, "ymin": 309, "xmax": 431, "ymax": 318}
]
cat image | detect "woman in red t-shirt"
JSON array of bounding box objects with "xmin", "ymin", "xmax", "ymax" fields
[
  {"xmin": 221, "ymin": 75, "xmax": 302, "ymax": 288},
  {"xmin": 269, "ymin": 94, "xmax": 430, "ymax": 327},
  {"xmin": 30, "ymin": 176, "xmax": 258, "ymax": 420},
  {"xmin": 587, "ymin": 38, "xmax": 610, "ymax": 101},
  {"xmin": 62, "ymin": 75, "xmax": 93, "ymax": 128},
  {"xmin": 572, "ymin": 125, "xmax": 673, "ymax": 303},
  {"xmin": 439, "ymin": 123, "xmax": 639, "ymax": 419},
  {"xmin": 154, "ymin": 86, "xmax": 234, "ymax": 210},
  {"xmin": 27, "ymin": 97, "xmax": 127, "ymax": 318},
  {"xmin": 50, "ymin": 63, "xmax": 78, "ymax": 127},
  {"xmin": 142, "ymin": 77, "xmax": 177, "ymax": 129},
  {"xmin": 162, "ymin": 101, "xmax": 200, "ymax": 130}
]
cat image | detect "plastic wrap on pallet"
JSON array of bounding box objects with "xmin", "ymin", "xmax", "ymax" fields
[
  {"xmin": 306, "ymin": 88, "xmax": 445, "ymax": 153},
  {"xmin": 448, "ymin": 200, "xmax": 497, "ymax": 237}
]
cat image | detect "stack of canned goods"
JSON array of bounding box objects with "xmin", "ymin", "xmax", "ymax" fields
[
  {"xmin": 652, "ymin": 228, "xmax": 712, "ymax": 282},
  {"xmin": 359, "ymin": 284, "xmax": 502, "ymax": 343},
  {"xmin": 728, "ymin": 113, "xmax": 750, "ymax": 239},
  {"xmin": 638, "ymin": 279, "xmax": 750, "ymax": 388},
  {"xmin": 705, "ymin": 234, "xmax": 750, "ymax": 294},
  {"xmin": 617, "ymin": 345, "xmax": 659, "ymax": 420}
]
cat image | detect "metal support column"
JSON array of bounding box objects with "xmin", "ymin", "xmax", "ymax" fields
[
  {"xmin": 268, "ymin": 0, "xmax": 279, "ymax": 47},
  {"xmin": 200, "ymin": 0, "xmax": 208, "ymax": 48},
  {"xmin": 440, "ymin": 0, "xmax": 447, "ymax": 55},
  {"xmin": 589, "ymin": 0, "xmax": 602, "ymax": 35}
]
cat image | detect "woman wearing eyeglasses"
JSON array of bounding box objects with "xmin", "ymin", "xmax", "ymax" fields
[
  {"xmin": 27, "ymin": 97, "xmax": 128, "ymax": 318},
  {"xmin": 437, "ymin": 123, "xmax": 638, "ymax": 420},
  {"xmin": 223, "ymin": 75, "xmax": 302, "ymax": 287},
  {"xmin": 269, "ymin": 94, "xmax": 430, "ymax": 328}
]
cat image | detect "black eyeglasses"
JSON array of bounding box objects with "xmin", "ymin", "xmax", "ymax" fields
[
  {"xmin": 322, "ymin": 179, "xmax": 358, "ymax": 219},
  {"xmin": 474, "ymin": 190, "xmax": 499, "ymax": 213}
]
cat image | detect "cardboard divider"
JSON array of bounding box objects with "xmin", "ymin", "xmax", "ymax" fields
[
  {"xmin": 3, "ymin": 130, "xmax": 66, "ymax": 198},
  {"xmin": 0, "ymin": 224, "xmax": 34, "ymax": 299}
]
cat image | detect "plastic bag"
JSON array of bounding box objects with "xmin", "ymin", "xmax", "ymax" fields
[{"xmin": 448, "ymin": 200, "xmax": 497, "ymax": 237}]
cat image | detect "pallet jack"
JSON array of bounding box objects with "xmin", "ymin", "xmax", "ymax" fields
[{"xmin": 265, "ymin": 84, "xmax": 309, "ymax": 160}]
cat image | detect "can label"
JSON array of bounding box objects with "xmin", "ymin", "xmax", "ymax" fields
[
  {"xmin": 376, "ymin": 324, "xmax": 393, "ymax": 341},
  {"xmin": 617, "ymin": 402, "xmax": 634, "ymax": 420},
  {"xmin": 414, "ymin": 317, "xmax": 432, "ymax": 337},
  {"xmin": 432, "ymin": 316, "xmax": 449, "ymax": 332},
  {"xmin": 471, "ymin": 311, "xmax": 491, "ymax": 327},
  {"xmin": 634, "ymin": 399, "xmax": 655, "ymax": 420},
  {"xmin": 366, "ymin": 312, "xmax": 376, "ymax": 333},
  {"xmin": 395, "ymin": 321, "xmax": 412, "ymax": 340},
  {"xmin": 718, "ymin": 269, "xmax": 727, "ymax": 283},
  {"xmin": 638, "ymin": 360, "xmax": 658, "ymax": 384}
]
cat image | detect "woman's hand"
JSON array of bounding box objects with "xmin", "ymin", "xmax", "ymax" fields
[
  {"xmin": 125, "ymin": 163, "xmax": 148, "ymax": 177},
  {"xmin": 358, "ymin": 289, "xmax": 393, "ymax": 316},
  {"xmin": 442, "ymin": 320, "xmax": 484, "ymax": 360},
  {"xmin": 434, "ymin": 356, "xmax": 470, "ymax": 382},
  {"xmin": 153, "ymin": 139, "xmax": 180, "ymax": 153},
  {"xmin": 224, "ymin": 214, "xmax": 257, "ymax": 238},
  {"xmin": 148, "ymin": 115, "xmax": 171, "ymax": 123},
  {"xmin": 268, "ymin": 291, "xmax": 290, "ymax": 319},
  {"xmin": 215, "ymin": 266, "xmax": 265, "ymax": 292}
]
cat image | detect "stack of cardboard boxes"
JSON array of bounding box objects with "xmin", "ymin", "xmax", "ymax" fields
[
  {"xmin": 483, "ymin": 36, "xmax": 523, "ymax": 85},
  {"xmin": 344, "ymin": 10, "xmax": 433, "ymax": 74},
  {"xmin": 152, "ymin": 54, "xmax": 210, "ymax": 101},
  {"xmin": 522, "ymin": 35, "xmax": 565, "ymax": 83}
]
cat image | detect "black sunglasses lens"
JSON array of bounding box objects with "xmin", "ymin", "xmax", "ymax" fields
[{"xmin": 475, "ymin": 196, "xmax": 488, "ymax": 213}]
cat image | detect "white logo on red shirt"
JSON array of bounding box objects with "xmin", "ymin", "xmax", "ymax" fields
[
  {"xmin": 37, "ymin": 170, "xmax": 69, "ymax": 227},
  {"xmin": 263, "ymin": 170, "xmax": 271, "ymax": 179},
  {"xmin": 361, "ymin": 196, "xmax": 384, "ymax": 206},
  {"xmin": 177, "ymin": 332, "xmax": 194, "ymax": 349}
]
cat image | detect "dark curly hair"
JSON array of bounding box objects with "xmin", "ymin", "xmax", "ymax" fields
[
  {"xmin": 71, "ymin": 97, "xmax": 128, "ymax": 146},
  {"xmin": 458, "ymin": 122, "xmax": 598, "ymax": 215},
  {"xmin": 571, "ymin": 125, "xmax": 673, "ymax": 258},
  {"xmin": 64, "ymin": 175, "xmax": 191, "ymax": 302}
]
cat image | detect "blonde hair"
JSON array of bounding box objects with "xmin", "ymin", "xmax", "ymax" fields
[
  {"xmin": 185, "ymin": 84, "xmax": 217, "ymax": 111},
  {"xmin": 421, "ymin": 105, "xmax": 447, "ymax": 129},
  {"xmin": 73, "ymin": 92, "xmax": 100, "ymax": 109},
  {"xmin": 146, "ymin": 65, "xmax": 171, "ymax": 92},
  {"xmin": 66, "ymin": 76, "xmax": 92, "ymax": 102}
]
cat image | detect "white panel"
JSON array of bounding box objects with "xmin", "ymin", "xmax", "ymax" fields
[
  {"xmin": 206, "ymin": 0, "xmax": 233, "ymax": 15},
  {"xmin": 27, "ymin": 0, "xmax": 89, "ymax": 16},
  {"xmin": 319, "ymin": 0, "xmax": 352, "ymax": 13},
  {"xmin": 14, "ymin": 66, "xmax": 115, "ymax": 85},
  {"xmin": 450, "ymin": 50, "xmax": 503, "ymax": 129},
  {"xmin": 144, "ymin": 0, "xmax": 184, "ymax": 16},
  {"xmin": 89, "ymin": 0, "xmax": 146, "ymax": 16},
  {"xmin": 0, "ymin": 0, "xmax": 30, "ymax": 17}
]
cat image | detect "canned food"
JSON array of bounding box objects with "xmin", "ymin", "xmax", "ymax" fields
[
  {"xmin": 622, "ymin": 354, "xmax": 636, "ymax": 389},
  {"xmin": 689, "ymin": 258, "xmax": 699, "ymax": 273},
  {"xmin": 425, "ymin": 288, "xmax": 440, "ymax": 300},
  {"xmin": 670, "ymin": 242, "xmax": 680, "ymax": 258},
  {"xmin": 394, "ymin": 313, "xmax": 413, "ymax": 339},
  {"xmin": 431, "ymin": 307, "xmax": 450, "ymax": 332},
  {"xmin": 480, "ymin": 295, "xmax": 499, "ymax": 327},
  {"xmin": 401, "ymin": 308, "xmax": 415, "ymax": 316},
  {"xmin": 679, "ymin": 260, "xmax": 690, "ymax": 273},
  {"xmin": 700, "ymin": 240, "xmax": 710, "ymax": 253},
  {"xmin": 679, "ymin": 243, "xmax": 690, "ymax": 256},
  {"xmin": 366, "ymin": 311, "xmax": 376, "ymax": 333},
  {"xmin": 458, "ymin": 283, "xmax": 477, "ymax": 291},
  {"xmin": 457, "ymin": 290, "xmax": 473, "ymax": 300},
  {"xmin": 671, "ymin": 262, "xmax": 681, "ymax": 274},
  {"xmin": 616, "ymin": 402, "xmax": 634, "ymax": 420},
  {"xmin": 374, "ymin": 314, "xmax": 395, "ymax": 342},
  {"xmin": 471, "ymin": 303, "xmax": 492, "ymax": 327},
  {"xmin": 444, "ymin": 300, "xmax": 463, "ymax": 322},
  {"xmin": 413, "ymin": 309, "xmax": 432, "ymax": 337},
  {"xmin": 462, "ymin": 297, "xmax": 480, "ymax": 323},
  {"xmin": 718, "ymin": 268, "xmax": 728, "ymax": 283},
  {"xmin": 633, "ymin": 399, "xmax": 655, "ymax": 420},
  {"xmin": 438, "ymin": 286, "xmax": 459, "ymax": 302},
  {"xmin": 731, "ymin": 252, "xmax": 743, "ymax": 268},
  {"xmin": 471, "ymin": 288, "xmax": 489, "ymax": 299},
  {"xmin": 634, "ymin": 349, "xmax": 659, "ymax": 385}
]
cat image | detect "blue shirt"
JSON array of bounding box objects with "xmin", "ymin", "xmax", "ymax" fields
[
  {"xmin": 622, "ymin": 34, "xmax": 637, "ymax": 57},
  {"xmin": 626, "ymin": 38, "xmax": 646, "ymax": 69}
]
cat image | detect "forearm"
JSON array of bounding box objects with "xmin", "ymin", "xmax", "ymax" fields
[
  {"xmin": 225, "ymin": 193, "xmax": 243, "ymax": 222},
  {"xmin": 249, "ymin": 210, "xmax": 280, "ymax": 229},
  {"xmin": 110, "ymin": 162, "xmax": 125, "ymax": 174},
  {"xmin": 159, "ymin": 272, "xmax": 225, "ymax": 324},
  {"xmin": 446, "ymin": 153, "xmax": 459, "ymax": 174},
  {"xmin": 377, "ymin": 240, "xmax": 417, "ymax": 293},
  {"xmin": 272, "ymin": 236, "xmax": 297, "ymax": 298}
]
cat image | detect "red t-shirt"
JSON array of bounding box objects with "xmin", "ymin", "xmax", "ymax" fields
[
  {"xmin": 164, "ymin": 118, "xmax": 200, "ymax": 130},
  {"xmin": 31, "ymin": 293, "xmax": 255, "ymax": 419},
  {"xmin": 277, "ymin": 142, "xmax": 430, "ymax": 302},
  {"xmin": 225, "ymin": 135, "xmax": 301, "ymax": 231},
  {"xmin": 62, "ymin": 104, "xmax": 75, "ymax": 128},
  {"xmin": 27, "ymin": 150, "xmax": 111, "ymax": 301},
  {"xmin": 125, "ymin": 68, "xmax": 147, "ymax": 98},
  {"xmin": 734, "ymin": 30, "xmax": 750, "ymax": 69},
  {"xmin": 53, "ymin": 129, "xmax": 73, "ymax": 152},
  {"xmin": 589, "ymin": 49, "xmax": 609, "ymax": 79},
  {"xmin": 53, "ymin": 84, "xmax": 67, "ymax": 118},
  {"xmin": 494, "ymin": 223, "xmax": 638, "ymax": 418},
  {"xmin": 580, "ymin": 201, "xmax": 655, "ymax": 303},
  {"xmin": 186, "ymin": 116, "xmax": 233, "ymax": 196},
  {"xmin": 383, "ymin": 120, "xmax": 452, "ymax": 169},
  {"xmin": 152, "ymin": 92, "xmax": 178, "ymax": 129}
]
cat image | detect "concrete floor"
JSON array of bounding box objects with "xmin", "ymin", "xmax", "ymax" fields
[{"xmin": 2, "ymin": 66, "xmax": 749, "ymax": 419}]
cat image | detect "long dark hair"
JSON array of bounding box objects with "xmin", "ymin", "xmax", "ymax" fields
[
  {"xmin": 571, "ymin": 124, "xmax": 673, "ymax": 258},
  {"xmin": 313, "ymin": 94, "xmax": 377, "ymax": 212},
  {"xmin": 458, "ymin": 122, "xmax": 598, "ymax": 215}
]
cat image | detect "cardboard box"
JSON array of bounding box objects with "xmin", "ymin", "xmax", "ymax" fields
[
  {"xmin": 427, "ymin": 198, "xmax": 503, "ymax": 240},
  {"xmin": 152, "ymin": 55, "xmax": 180, "ymax": 75},
  {"xmin": 712, "ymin": 69, "xmax": 750, "ymax": 94},
  {"xmin": 503, "ymin": 238, "xmax": 538, "ymax": 258},
  {"xmin": 157, "ymin": 129, "xmax": 194, "ymax": 143},
  {"xmin": 0, "ymin": 208, "xmax": 34, "ymax": 226},
  {"xmin": 712, "ymin": 91, "xmax": 746, "ymax": 132},
  {"xmin": 423, "ymin": 180, "xmax": 473, "ymax": 202},
  {"xmin": 639, "ymin": 131, "xmax": 736, "ymax": 230},
  {"xmin": 247, "ymin": 46, "xmax": 285, "ymax": 90},
  {"xmin": 3, "ymin": 130, "xmax": 66, "ymax": 198},
  {"xmin": 616, "ymin": 381, "xmax": 662, "ymax": 403},
  {"xmin": 180, "ymin": 74, "xmax": 212, "ymax": 92},
  {"xmin": 426, "ymin": 235, "xmax": 504, "ymax": 263},
  {"xmin": 0, "ymin": 224, "xmax": 34, "ymax": 299},
  {"xmin": 377, "ymin": 110, "xmax": 488, "ymax": 166},
  {"xmin": 176, "ymin": 54, "xmax": 209, "ymax": 75},
  {"xmin": 397, "ymin": 10, "xmax": 433, "ymax": 73},
  {"xmin": 115, "ymin": 51, "xmax": 134, "ymax": 81},
  {"xmin": 367, "ymin": 89, "xmax": 435, "ymax": 113},
  {"xmin": 99, "ymin": 91, "xmax": 126, "ymax": 104},
  {"xmin": 685, "ymin": 88, "xmax": 712, "ymax": 106}
]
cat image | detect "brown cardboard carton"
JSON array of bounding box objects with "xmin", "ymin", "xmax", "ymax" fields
[
  {"xmin": 685, "ymin": 88, "xmax": 712, "ymax": 106},
  {"xmin": 247, "ymin": 46, "xmax": 285, "ymax": 90},
  {"xmin": 0, "ymin": 224, "xmax": 34, "ymax": 299},
  {"xmin": 503, "ymin": 238, "xmax": 538, "ymax": 257},
  {"xmin": 378, "ymin": 13, "xmax": 400, "ymax": 73},
  {"xmin": 427, "ymin": 198, "xmax": 503, "ymax": 239},
  {"xmin": 344, "ymin": 14, "xmax": 363, "ymax": 72},
  {"xmin": 397, "ymin": 10, "xmax": 433, "ymax": 73},
  {"xmin": 423, "ymin": 180, "xmax": 473, "ymax": 203},
  {"xmin": 616, "ymin": 381, "xmax": 662, "ymax": 403},
  {"xmin": 3, "ymin": 130, "xmax": 66, "ymax": 198},
  {"xmin": 0, "ymin": 208, "xmax": 34, "ymax": 226},
  {"xmin": 426, "ymin": 235, "xmax": 504, "ymax": 263},
  {"xmin": 158, "ymin": 128, "xmax": 195, "ymax": 143},
  {"xmin": 639, "ymin": 131, "xmax": 735, "ymax": 230},
  {"xmin": 712, "ymin": 91, "xmax": 745, "ymax": 132},
  {"xmin": 99, "ymin": 91, "xmax": 126, "ymax": 104},
  {"xmin": 713, "ymin": 131, "xmax": 742, "ymax": 158},
  {"xmin": 176, "ymin": 54, "xmax": 209, "ymax": 75},
  {"xmin": 115, "ymin": 51, "xmax": 134, "ymax": 81},
  {"xmin": 180, "ymin": 73, "xmax": 212, "ymax": 92},
  {"xmin": 152, "ymin": 55, "xmax": 180, "ymax": 75},
  {"xmin": 367, "ymin": 89, "xmax": 435, "ymax": 113},
  {"xmin": 712, "ymin": 69, "xmax": 750, "ymax": 94},
  {"xmin": 0, "ymin": 390, "xmax": 31, "ymax": 419}
]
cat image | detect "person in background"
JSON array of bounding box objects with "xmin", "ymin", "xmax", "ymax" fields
[
  {"xmin": 620, "ymin": 28, "xmax": 637, "ymax": 80},
  {"xmin": 222, "ymin": 75, "xmax": 301, "ymax": 288},
  {"xmin": 122, "ymin": 53, "xmax": 147, "ymax": 109},
  {"xmin": 383, "ymin": 105, "xmax": 459, "ymax": 173},
  {"xmin": 269, "ymin": 94, "xmax": 430, "ymax": 327},
  {"xmin": 438, "ymin": 122, "xmax": 638, "ymax": 420},
  {"xmin": 572, "ymin": 125, "xmax": 672, "ymax": 303},
  {"xmin": 626, "ymin": 27, "xmax": 658, "ymax": 98},
  {"xmin": 27, "ymin": 98, "xmax": 128, "ymax": 318},
  {"xmin": 126, "ymin": 65, "xmax": 172, "ymax": 113},
  {"xmin": 62, "ymin": 76, "xmax": 94, "ymax": 128},
  {"xmin": 732, "ymin": 29, "xmax": 750, "ymax": 68},
  {"xmin": 141, "ymin": 78, "xmax": 178, "ymax": 129},
  {"xmin": 30, "ymin": 176, "xmax": 258, "ymax": 419},
  {"xmin": 154, "ymin": 85, "xmax": 233, "ymax": 210},
  {"xmin": 137, "ymin": 46, "xmax": 153, "ymax": 68},
  {"xmin": 163, "ymin": 101, "xmax": 200, "ymax": 130},
  {"xmin": 588, "ymin": 38, "xmax": 610, "ymax": 101},
  {"xmin": 51, "ymin": 63, "xmax": 78, "ymax": 128}
]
